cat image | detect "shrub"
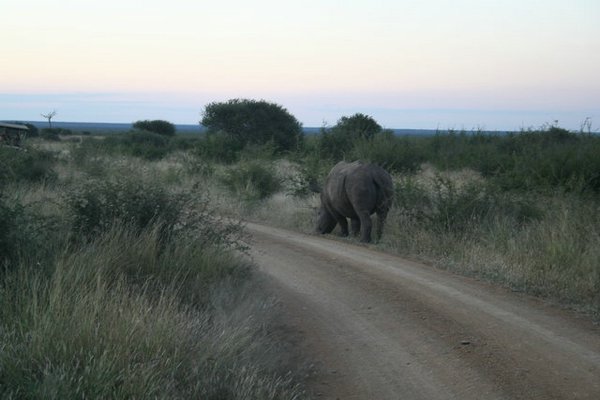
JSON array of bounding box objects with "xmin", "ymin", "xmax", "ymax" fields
[
  {"xmin": 423, "ymin": 127, "xmax": 600, "ymax": 193},
  {"xmin": 221, "ymin": 161, "xmax": 281, "ymax": 200},
  {"xmin": 394, "ymin": 176, "xmax": 543, "ymax": 235},
  {"xmin": 318, "ymin": 127, "xmax": 353, "ymax": 160},
  {"xmin": 102, "ymin": 131, "xmax": 171, "ymax": 160},
  {"xmin": 350, "ymin": 131, "xmax": 424, "ymax": 173},
  {"xmin": 0, "ymin": 196, "xmax": 61, "ymax": 270},
  {"xmin": 0, "ymin": 198, "xmax": 30, "ymax": 267},
  {"xmin": 65, "ymin": 174, "xmax": 246, "ymax": 250},
  {"xmin": 40, "ymin": 129, "xmax": 61, "ymax": 141},
  {"xmin": 201, "ymin": 99, "xmax": 303, "ymax": 152},
  {"xmin": 284, "ymin": 155, "xmax": 331, "ymax": 197},
  {"xmin": 194, "ymin": 132, "xmax": 244, "ymax": 164},
  {"xmin": 331, "ymin": 113, "xmax": 382, "ymax": 141},
  {"xmin": 132, "ymin": 119, "xmax": 176, "ymax": 136},
  {"xmin": 0, "ymin": 146, "xmax": 57, "ymax": 189},
  {"xmin": 317, "ymin": 114, "xmax": 383, "ymax": 161},
  {"xmin": 495, "ymin": 129, "xmax": 600, "ymax": 193},
  {"xmin": 65, "ymin": 176, "xmax": 186, "ymax": 241}
]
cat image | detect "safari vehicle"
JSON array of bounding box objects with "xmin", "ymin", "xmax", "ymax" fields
[{"xmin": 0, "ymin": 122, "xmax": 29, "ymax": 148}]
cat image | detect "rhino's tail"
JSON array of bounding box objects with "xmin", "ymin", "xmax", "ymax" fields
[{"xmin": 372, "ymin": 170, "xmax": 394, "ymax": 212}]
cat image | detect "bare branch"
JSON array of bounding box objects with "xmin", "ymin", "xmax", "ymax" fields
[{"xmin": 41, "ymin": 110, "xmax": 57, "ymax": 128}]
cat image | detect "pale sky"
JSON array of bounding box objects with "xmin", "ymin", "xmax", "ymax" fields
[{"xmin": 1, "ymin": 0, "xmax": 599, "ymax": 130}]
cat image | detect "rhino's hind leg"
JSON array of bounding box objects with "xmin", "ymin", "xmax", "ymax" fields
[
  {"xmin": 337, "ymin": 217, "xmax": 349, "ymax": 237},
  {"xmin": 329, "ymin": 210, "xmax": 349, "ymax": 237},
  {"xmin": 375, "ymin": 208, "xmax": 389, "ymax": 240},
  {"xmin": 351, "ymin": 219, "xmax": 361, "ymax": 237},
  {"xmin": 357, "ymin": 211, "xmax": 372, "ymax": 243}
]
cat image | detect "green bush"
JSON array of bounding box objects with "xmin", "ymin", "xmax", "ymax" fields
[
  {"xmin": 201, "ymin": 99, "xmax": 303, "ymax": 153},
  {"xmin": 496, "ymin": 129, "xmax": 600, "ymax": 192},
  {"xmin": 102, "ymin": 131, "xmax": 171, "ymax": 160},
  {"xmin": 318, "ymin": 127, "xmax": 353, "ymax": 160},
  {"xmin": 65, "ymin": 174, "xmax": 246, "ymax": 250},
  {"xmin": 69, "ymin": 138, "xmax": 108, "ymax": 177},
  {"xmin": 423, "ymin": 127, "xmax": 600, "ymax": 193},
  {"xmin": 331, "ymin": 113, "xmax": 382, "ymax": 141},
  {"xmin": 132, "ymin": 119, "xmax": 176, "ymax": 136},
  {"xmin": 65, "ymin": 176, "xmax": 186, "ymax": 241},
  {"xmin": 0, "ymin": 198, "xmax": 30, "ymax": 267},
  {"xmin": 318, "ymin": 114, "xmax": 383, "ymax": 161},
  {"xmin": 221, "ymin": 161, "xmax": 281, "ymax": 200},
  {"xmin": 394, "ymin": 176, "xmax": 543, "ymax": 235},
  {"xmin": 285, "ymin": 155, "xmax": 331, "ymax": 197},
  {"xmin": 194, "ymin": 132, "xmax": 243, "ymax": 164},
  {"xmin": 0, "ymin": 196, "xmax": 61, "ymax": 270},
  {"xmin": 0, "ymin": 147, "xmax": 57, "ymax": 189},
  {"xmin": 350, "ymin": 131, "xmax": 424, "ymax": 173}
]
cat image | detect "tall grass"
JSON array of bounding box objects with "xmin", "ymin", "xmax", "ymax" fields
[
  {"xmin": 0, "ymin": 226, "xmax": 302, "ymax": 399},
  {"xmin": 220, "ymin": 160, "xmax": 282, "ymax": 201},
  {"xmin": 0, "ymin": 146, "xmax": 57, "ymax": 189},
  {"xmin": 224, "ymin": 146, "xmax": 600, "ymax": 316},
  {"xmin": 381, "ymin": 173, "xmax": 600, "ymax": 315},
  {"xmin": 0, "ymin": 141, "xmax": 305, "ymax": 399}
]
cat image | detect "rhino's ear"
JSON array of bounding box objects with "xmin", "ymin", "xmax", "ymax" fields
[{"xmin": 308, "ymin": 180, "xmax": 322, "ymax": 193}]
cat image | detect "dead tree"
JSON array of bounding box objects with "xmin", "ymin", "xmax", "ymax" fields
[{"xmin": 41, "ymin": 110, "xmax": 57, "ymax": 129}]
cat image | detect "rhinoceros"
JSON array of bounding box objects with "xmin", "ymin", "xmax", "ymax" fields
[{"xmin": 316, "ymin": 161, "xmax": 393, "ymax": 243}]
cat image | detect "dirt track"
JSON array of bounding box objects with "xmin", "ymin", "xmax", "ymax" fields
[{"xmin": 246, "ymin": 222, "xmax": 600, "ymax": 400}]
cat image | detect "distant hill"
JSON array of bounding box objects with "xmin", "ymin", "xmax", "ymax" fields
[
  {"xmin": 15, "ymin": 121, "xmax": 203, "ymax": 134},
  {"xmin": 4, "ymin": 121, "xmax": 498, "ymax": 136}
]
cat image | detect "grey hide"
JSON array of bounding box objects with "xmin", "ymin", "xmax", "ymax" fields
[{"xmin": 316, "ymin": 161, "xmax": 393, "ymax": 243}]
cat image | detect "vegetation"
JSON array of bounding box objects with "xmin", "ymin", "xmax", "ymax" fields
[
  {"xmin": 133, "ymin": 119, "xmax": 176, "ymax": 136},
  {"xmin": 200, "ymin": 110, "xmax": 600, "ymax": 317},
  {"xmin": 220, "ymin": 160, "xmax": 281, "ymax": 201},
  {"xmin": 0, "ymin": 146, "xmax": 57, "ymax": 188},
  {"xmin": 0, "ymin": 139, "xmax": 304, "ymax": 399},
  {"xmin": 201, "ymin": 99, "xmax": 303, "ymax": 153},
  {"xmin": 2, "ymin": 104, "xmax": 599, "ymax": 397},
  {"xmin": 318, "ymin": 113, "xmax": 382, "ymax": 160},
  {"xmin": 41, "ymin": 110, "xmax": 57, "ymax": 128}
]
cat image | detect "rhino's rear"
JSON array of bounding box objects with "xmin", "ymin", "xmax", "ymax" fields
[{"xmin": 318, "ymin": 161, "xmax": 393, "ymax": 242}]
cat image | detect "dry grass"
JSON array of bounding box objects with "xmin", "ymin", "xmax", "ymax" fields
[
  {"xmin": 0, "ymin": 143, "xmax": 307, "ymax": 399},
  {"xmin": 0, "ymin": 226, "xmax": 304, "ymax": 399},
  {"xmin": 227, "ymin": 160, "xmax": 600, "ymax": 317}
]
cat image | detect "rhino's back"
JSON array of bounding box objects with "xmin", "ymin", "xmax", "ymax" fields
[
  {"xmin": 322, "ymin": 162, "xmax": 359, "ymax": 215},
  {"xmin": 344, "ymin": 163, "xmax": 393, "ymax": 212},
  {"xmin": 323, "ymin": 161, "xmax": 392, "ymax": 216}
]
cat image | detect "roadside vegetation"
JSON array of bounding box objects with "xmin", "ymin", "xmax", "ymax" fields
[
  {"xmin": 198, "ymin": 107, "xmax": 600, "ymax": 318},
  {"xmin": 0, "ymin": 122, "xmax": 305, "ymax": 398},
  {"xmin": 2, "ymin": 104, "xmax": 599, "ymax": 397}
]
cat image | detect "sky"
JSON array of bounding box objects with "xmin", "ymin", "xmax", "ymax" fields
[{"xmin": 1, "ymin": 0, "xmax": 599, "ymax": 131}]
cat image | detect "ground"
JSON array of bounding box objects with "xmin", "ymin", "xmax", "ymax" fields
[{"xmin": 247, "ymin": 222, "xmax": 600, "ymax": 400}]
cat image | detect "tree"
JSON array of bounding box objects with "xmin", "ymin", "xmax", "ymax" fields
[
  {"xmin": 201, "ymin": 99, "xmax": 303, "ymax": 152},
  {"xmin": 318, "ymin": 113, "xmax": 383, "ymax": 160},
  {"xmin": 132, "ymin": 120, "xmax": 176, "ymax": 136},
  {"xmin": 332, "ymin": 113, "xmax": 382, "ymax": 141},
  {"xmin": 41, "ymin": 110, "xmax": 57, "ymax": 129}
]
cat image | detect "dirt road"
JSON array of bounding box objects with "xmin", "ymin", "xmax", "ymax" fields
[{"xmin": 246, "ymin": 222, "xmax": 600, "ymax": 400}]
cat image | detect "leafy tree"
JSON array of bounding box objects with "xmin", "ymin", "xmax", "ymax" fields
[
  {"xmin": 201, "ymin": 99, "xmax": 303, "ymax": 152},
  {"xmin": 133, "ymin": 120, "xmax": 176, "ymax": 136},
  {"xmin": 332, "ymin": 113, "xmax": 382, "ymax": 141},
  {"xmin": 319, "ymin": 113, "xmax": 383, "ymax": 160}
]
